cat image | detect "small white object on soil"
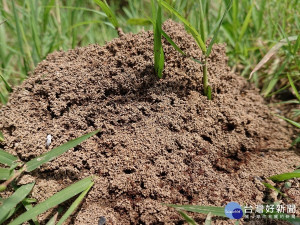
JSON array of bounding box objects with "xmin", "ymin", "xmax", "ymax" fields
[{"xmin": 46, "ymin": 134, "xmax": 52, "ymax": 148}]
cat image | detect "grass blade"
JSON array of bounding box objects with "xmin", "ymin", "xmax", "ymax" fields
[
  {"xmin": 151, "ymin": 0, "xmax": 156, "ymax": 23},
  {"xmin": 262, "ymin": 59, "xmax": 288, "ymax": 97},
  {"xmin": 43, "ymin": 0, "xmax": 55, "ymax": 33},
  {"xmin": 178, "ymin": 211, "xmax": 198, "ymax": 225},
  {"xmin": 67, "ymin": 20, "xmax": 113, "ymax": 32},
  {"xmin": 154, "ymin": 3, "xmax": 164, "ymax": 78},
  {"xmin": 292, "ymin": 135, "xmax": 300, "ymax": 146},
  {"xmin": 269, "ymin": 172, "xmax": 300, "ymax": 182},
  {"xmin": 0, "ymin": 19, "xmax": 7, "ymax": 26},
  {"xmin": 262, "ymin": 182, "xmax": 286, "ymax": 197},
  {"xmin": 56, "ymin": 181, "xmax": 94, "ymax": 225},
  {"xmin": 206, "ymin": 0, "xmax": 232, "ymax": 57},
  {"xmin": 0, "ymin": 73, "xmax": 13, "ymax": 92},
  {"xmin": 0, "ymin": 149, "xmax": 18, "ymax": 167},
  {"xmin": 0, "ymin": 92, "xmax": 7, "ymax": 105},
  {"xmin": 45, "ymin": 213, "xmax": 58, "ymax": 225},
  {"xmin": 25, "ymin": 130, "xmax": 100, "ymax": 172},
  {"xmin": 250, "ymin": 36, "xmax": 298, "ymax": 78},
  {"xmin": 28, "ymin": 0, "xmax": 42, "ymax": 62},
  {"xmin": 166, "ymin": 204, "xmax": 226, "ymax": 217},
  {"xmin": 22, "ymin": 199, "xmax": 40, "ymax": 225},
  {"xmin": 93, "ymin": 0, "xmax": 119, "ymax": 29},
  {"xmin": 0, "ymin": 182, "xmax": 35, "ymax": 223},
  {"xmin": 127, "ymin": 18, "xmax": 152, "ymax": 26},
  {"xmin": 158, "ymin": 47, "xmax": 165, "ymax": 78},
  {"xmin": 8, "ymin": 177, "xmax": 93, "ymax": 225},
  {"xmin": 159, "ymin": 0, "xmax": 207, "ymax": 53},
  {"xmin": 287, "ymin": 74, "xmax": 300, "ymax": 102},
  {"xmin": 198, "ymin": 0, "xmax": 205, "ymax": 41},
  {"xmin": 207, "ymin": 85, "xmax": 212, "ymax": 100},
  {"xmin": 11, "ymin": 0, "xmax": 29, "ymax": 74},
  {"xmin": 0, "ymin": 168, "xmax": 12, "ymax": 180},
  {"xmin": 238, "ymin": 4, "xmax": 253, "ymax": 41},
  {"xmin": 293, "ymin": 35, "xmax": 300, "ymax": 54},
  {"xmin": 132, "ymin": 16, "xmax": 186, "ymax": 56},
  {"xmin": 162, "ymin": 30, "xmax": 186, "ymax": 56},
  {"xmin": 204, "ymin": 212, "xmax": 212, "ymax": 225},
  {"xmin": 275, "ymin": 114, "xmax": 300, "ymax": 129},
  {"xmin": 55, "ymin": 6, "xmax": 107, "ymax": 17}
]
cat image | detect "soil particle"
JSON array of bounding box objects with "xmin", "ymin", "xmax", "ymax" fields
[{"xmin": 0, "ymin": 20, "xmax": 299, "ymax": 224}]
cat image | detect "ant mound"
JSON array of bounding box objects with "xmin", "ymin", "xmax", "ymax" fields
[{"xmin": 0, "ymin": 20, "xmax": 299, "ymax": 224}]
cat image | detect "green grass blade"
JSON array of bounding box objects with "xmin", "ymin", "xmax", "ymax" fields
[
  {"xmin": 232, "ymin": 0, "xmax": 238, "ymax": 31},
  {"xmin": 154, "ymin": 3, "xmax": 164, "ymax": 78},
  {"xmin": 151, "ymin": 0, "xmax": 156, "ymax": 23},
  {"xmin": 8, "ymin": 177, "xmax": 93, "ymax": 225},
  {"xmin": 56, "ymin": 181, "xmax": 94, "ymax": 225},
  {"xmin": 55, "ymin": 6, "xmax": 107, "ymax": 17},
  {"xmin": 190, "ymin": 58, "xmax": 204, "ymax": 65},
  {"xmin": 262, "ymin": 60, "xmax": 287, "ymax": 97},
  {"xmin": 93, "ymin": 0, "xmax": 119, "ymax": 29},
  {"xmin": 134, "ymin": 16, "xmax": 185, "ymax": 57},
  {"xmin": 292, "ymin": 135, "xmax": 300, "ymax": 146},
  {"xmin": 0, "ymin": 19, "xmax": 7, "ymax": 26},
  {"xmin": 250, "ymin": 36, "xmax": 298, "ymax": 78},
  {"xmin": 45, "ymin": 212, "xmax": 58, "ymax": 225},
  {"xmin": 0, "ymin": 73, "xmax": 13, "ymax": 92},
  {"xmin": 0, "ymin": 149, "xmax": 18, "ymax": 167},
  {"xmin": 238, "ymin": 4, "xmax": 253, "ymax": 41},
  {"xmin": 158, "ymin": 47, "xmax": 165, "ymax": 78},
  {"xmin": 262, "ymin": 182, "xmax": 286, "ymax": 197},
  {"xmin": 25, "ymin": 130, "xmax": 99, "ymax": 172},
  {"xmin": 162, "ymin": 30, "xmax": 186, "ymax": 56},
  {"xmin": 0, "ymin": 132, "xmax": 4, "ymax": 142},
  {"xmin": 22, "ymin": 199, "xmax": 40, "ymax": 225},
  {"xmin": 293, "ymin": 35, "xmax": 300, "ymax": 54},
  {"xmin": 0, "ymin": 91, "xmax": 7, "ymax": 104},
  {"xmin": 11, "ymin": 0, "xmax": 28, "ymax": 74},
  {"xmin": 204, "ymin": 212, "xmax": 212, "ymax": 225},
  {"xmin": 127, "ymin": 18, "xmax": 152, "ymax": 26},
  {"xmin": 206, "ymin": 85, "xmax": 212, "ymax": 100},
  {"xmin": 269, "ymin": 172, "xmax": 300, "ymax": 182},
  {"xmin": 234, "ymin": 220, "xmax": 240, "ymax": 225},
  {"xmin": 1, "ymin": 205, "xmax": 23, "ymax": 224},
  {"xmin": 45, "ymin": 30, "xmax": 59, "ymax": 56},
  {"xmin": 42, "ymin": 0, "xmax": 55, "ymax": 32},
  {"xmin": 0, "ymin": 183, "xmax": 35, "ymax": 223},
  {"xmin": 0, "ymin": 168, "xmax": 12, "ymax": 180},
  {"xmin": 159, "ymin": 0, "xmax": 207, "ymax": 53},
  {"xmin": 71, "ymin": 2, "xmax": 77, "ymax": 49},
  {"xmin": 287, "ymin": 74, "xmax": 300, "ymax": 102},
  {"xmin": 275, "ymin": 114, "xmax": 300, "ymax": 129},
  {"xmin": 28, "ymin": 0, "xmax": 41, "ymax": 62},
  {"xmin": 54, "ymin": 0, "xmax": 62, "ymax": 37},
  {"xmin": 198, "ymin": 0, "xmax": 205, "ymax": 41},
  {"xmin": 166, "ymin": 204, "xmax": 226, "ymax": 217},
  {"xmin": 206, "ymin": 0, "xmax": 232, "ymax": 57},
  {"xmin": 19, "ymin": 18, "xmax": 35, "ymax": 71},
  {"xmin": 67, "ymin": 20, "xmax": 113, "ymax": 32},
  {"xmin": 178, "ymin": 211, "xmax": 198, "ymax": 225}
]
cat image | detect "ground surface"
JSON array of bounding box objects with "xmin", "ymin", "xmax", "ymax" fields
[{"xmin": 0, "ymin": 20, "xmax": 299, "ymax": 224}]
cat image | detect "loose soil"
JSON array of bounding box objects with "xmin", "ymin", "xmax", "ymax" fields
[{"xmin": 0, "ymin": 20, "xmax": 299, "ymax": 224}]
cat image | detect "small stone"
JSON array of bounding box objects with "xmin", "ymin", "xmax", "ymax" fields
[
  {"xmin": 284, "ymin": 182, "xmax": 291, "ymax": 189},
  {"xmin": 98, "ymin": 216, "xmax": 106, "ymax": 225}
]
